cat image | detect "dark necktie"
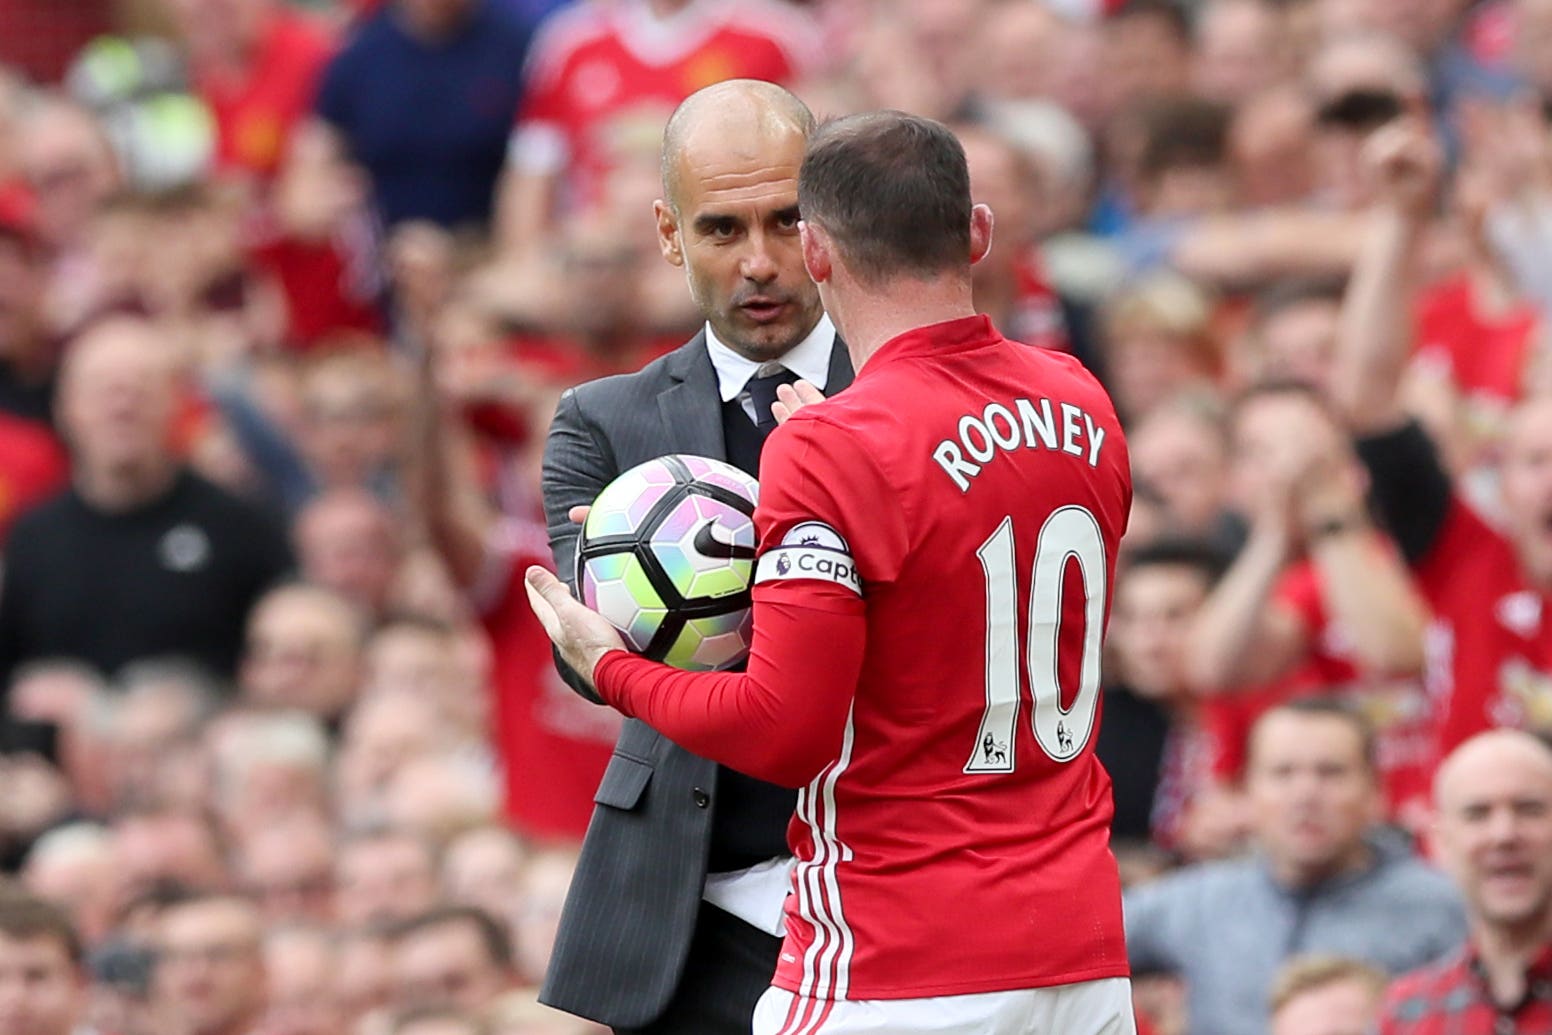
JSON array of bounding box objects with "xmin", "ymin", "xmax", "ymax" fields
[{"xmin": 745, "ymin": 367, "xmax": 801, "ymax": 435}]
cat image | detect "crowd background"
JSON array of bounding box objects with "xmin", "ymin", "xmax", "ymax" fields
[{"xmin": 2, "ymin": 0, "xmax": 1552, "ymax": 1033}]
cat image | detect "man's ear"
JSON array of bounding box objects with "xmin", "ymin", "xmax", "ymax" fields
[
  {"xmin": 800, "ymin": 221, "xmax": 832, "ymax": 284},
  {"xmin": 654, "ymin": 199, "xmax": 683, "ymax": 268},
  {"xmin": 969, "ymin": 203, "xmax": 994, "ymax": 266}
]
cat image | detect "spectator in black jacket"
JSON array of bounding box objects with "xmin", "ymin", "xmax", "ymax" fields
[{"xmin": 0, "ymin": 317, "xmax": 293, "ymax": 697}]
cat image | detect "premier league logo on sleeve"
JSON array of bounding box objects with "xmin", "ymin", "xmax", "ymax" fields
[{"xmin": 754, "ymin": 521, "xmax": 861, "ymax": 595}]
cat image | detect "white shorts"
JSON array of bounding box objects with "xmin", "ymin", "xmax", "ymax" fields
[{"xmin": 752, "ymin": 977, "xmax": 1136, "ymax": 1035}]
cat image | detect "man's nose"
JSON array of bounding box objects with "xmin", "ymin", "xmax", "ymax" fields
[
  {"xmin": 741, "ymin": 234, "xmax": 779, "ymax": 283},
  {"xmin": 1485, "ymin": 807, "xmax": 1523, "ymax": 844}
]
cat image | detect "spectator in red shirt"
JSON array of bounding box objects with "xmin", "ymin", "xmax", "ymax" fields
[
  {"xmin": 497, "ymin": 0, "xmax": 816, "ymax": 257},
  {"xmin": 1186, "ymin": 381, "xmax": 1432, "ymax": 820},
  {"xmin": 164, "ymin": 0, "xmax": 336, "ymax": 183},
  {"xmin": 1380, "ymin": 730, "xmax": 1552, "ymax": 1034},
  {"xmin": 1336, "ymin": 120, "xmax": 1552, "ymax": 761},
  {"xmin": 257, "ymin": 106, "xmax": 384, "ymax": 348}
]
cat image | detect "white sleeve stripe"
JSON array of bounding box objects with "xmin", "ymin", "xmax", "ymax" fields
[{"xmin": 754, "ymin": 547, "xmax": 862, "ymax": 595}]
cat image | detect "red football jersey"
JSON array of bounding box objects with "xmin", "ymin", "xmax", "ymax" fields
[
  {"xmin": 760, "ymin": 315, "xmax": 1131, "ymax": 999},
  {"xmin": 510, "ymin": 0, "xmax": 816, "ymax": 210},
  {"xmin": 600, "ymin": 315, "xmax": 1132, "ymax": 1000},
  {"xmin": 1412, "ymin": 499, "xmax": 1552, "ymax": 757},
  {"xmin": 1412, "ymin": 273, "xmax": 1537, "ymax": 448},
  {"xmin": 194, "ymin": 10, "xmax": 335, "ymax": 180}
]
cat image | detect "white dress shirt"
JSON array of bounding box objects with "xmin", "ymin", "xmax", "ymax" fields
[{"xmin": 705, "ymin": 314, "xmax": 836, "ymax": 423}]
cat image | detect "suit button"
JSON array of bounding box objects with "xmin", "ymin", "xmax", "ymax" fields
[{"xmin": 692, "ymin": 788, "xmax": 710, "ymax": 808}]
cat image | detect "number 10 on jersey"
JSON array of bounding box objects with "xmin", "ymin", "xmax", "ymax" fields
[{"xmin": 966, "ymin": 507, "xmax": 1107, "ymax": 774}]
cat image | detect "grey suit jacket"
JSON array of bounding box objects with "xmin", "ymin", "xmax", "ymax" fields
[{"xmin": 537, "ymin": 330, "xmax": 854, "ymax": 1028}]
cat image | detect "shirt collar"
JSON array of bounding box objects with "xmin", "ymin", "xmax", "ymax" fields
[
  {"xmin": 857, "ymin": 314, "xmax": 998, "ymax": 378},
  {"xmin": 704, "ymin": 314, "xmax": 836, "ymax": 403},
  {"xmin": 1462, "ymin": 940, "xmax": 1552, "ymax": 1011}
]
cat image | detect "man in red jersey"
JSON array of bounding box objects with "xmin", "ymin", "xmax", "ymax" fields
[
  {"xmin": 527, "ymin": 111, "xmax": 1134, "ymax": 1034},
  {"xmin": 1334, "ymin": 119, "xmax": 1552, "ymax": 764},
  {"xmin": 166, "ymin": 0, "xmax": 334, "ymax": 182}
]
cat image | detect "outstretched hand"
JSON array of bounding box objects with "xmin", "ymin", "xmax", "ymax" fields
[
  {"xmin": 525, "ymin": 566, "xmax": 627, "ymax": 689},
  {"xmin": 772, "ymin": 380, "xmax": 825, "ymax": 425}
]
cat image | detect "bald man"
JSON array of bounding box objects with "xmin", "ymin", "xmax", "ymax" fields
[
  {"xmin": 1380, "ymin": 731, "xmax": 1552, "ymax": 1033},
  {"xmin": 0, "ymin": 318, "xmax": 292, "ymax": 689},
  {"xmin": 537, "ymin": 80, "xmax": 851, "ymax": 1034}
]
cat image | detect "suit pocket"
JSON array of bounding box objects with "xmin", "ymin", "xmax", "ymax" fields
[{"xmin": 593, "ymin": 752, "xmax": 653, "ymax": 810}]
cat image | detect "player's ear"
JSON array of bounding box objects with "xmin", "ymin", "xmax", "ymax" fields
[
  {"xmin": 654, "ymin": 199, "xmax": 684, "ymax": 268},
  {"xmin": 969, "ymin": 203, "xmax": 994, "ymax": 267},
  {"xmin": 800, "ymin": 221, "xmax": 831, "ymax": 284}
]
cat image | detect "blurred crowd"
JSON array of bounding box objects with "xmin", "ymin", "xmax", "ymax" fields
[{"xmin": 3, "ymin": 0, "xmax": 1552, "ymax": 1033}]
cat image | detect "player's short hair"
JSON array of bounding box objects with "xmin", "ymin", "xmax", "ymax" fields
[
  {"xmin": 0, "ymin": 886, "xmax": 84, "ymax": 965},
  {"xmin": 1269, "ymin": 954, "xmax": 1386, "ymax": 1015},
  {"xmin": 1252, "ymin": 695, "xmax": 1379, "ymax": 774},
  {"xmin": 799, "ymin": 111, "xmax": 972, "ymax": 286},
  {"xmin": 385, "ymin": 905, "xmax": 513, "ymax": 969}
]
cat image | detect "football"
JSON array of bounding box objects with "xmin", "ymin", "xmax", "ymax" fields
[{"xmin": 575, "ymin": 454, "xmax": 760, "ymax": 671}]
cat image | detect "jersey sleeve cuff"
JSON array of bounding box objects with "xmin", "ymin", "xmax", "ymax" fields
[{"xmin": 592, "ymin": 648, "xmax": 642, "ymax": 712}]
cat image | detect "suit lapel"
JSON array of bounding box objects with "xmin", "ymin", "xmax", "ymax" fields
[
  {"xmin": 658, "ymin": 331, "xmax": 728, "ymax": 461},
  {"xmin": 656, "ymin": 330, "xmax": 855, "ymax": 462}
]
